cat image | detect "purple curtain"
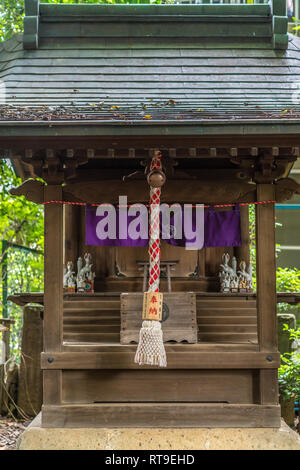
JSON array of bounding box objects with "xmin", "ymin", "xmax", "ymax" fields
[{"xmin": 85, "ymin": 204, "xmax": 241, "ymax": 248}]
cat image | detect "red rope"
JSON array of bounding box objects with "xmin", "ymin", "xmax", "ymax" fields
[{"xmin": 43, "ymin": 200, "xmax": 277, "ymax": 207}]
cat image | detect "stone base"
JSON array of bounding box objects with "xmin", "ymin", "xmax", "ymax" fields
[{"xmin": 17, "ymin": 413, "xmax": 300, "ymax": 450}]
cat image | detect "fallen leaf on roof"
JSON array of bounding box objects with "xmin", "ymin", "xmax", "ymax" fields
[
  {"xmin": 143, "ymin": 115, "xmax": 152, "ymax": 120},
  {"xmin": 110, "ymin": 105, "xmax": 120, "ymax": 110}
]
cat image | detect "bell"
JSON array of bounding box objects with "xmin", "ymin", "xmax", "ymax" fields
[{"xmin": 147, "ymin": 170, "xmax": 166, "ymax": 188}]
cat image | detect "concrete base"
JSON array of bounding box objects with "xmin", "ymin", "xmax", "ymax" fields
[{"xmin": 17, "ymin": 413, "xmax": 300, "ymax": 450}]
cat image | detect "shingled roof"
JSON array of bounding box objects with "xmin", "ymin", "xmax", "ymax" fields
[{"xmin": 1, "ymin": 0, "xmax": 300, "ymax": 129}]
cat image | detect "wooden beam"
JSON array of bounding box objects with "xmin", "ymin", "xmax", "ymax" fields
[
  {"xmin": 256, "ymin": 184, "xmax": 277, "ymax": 352},
  {"xmin": 1, "ymin": 134, "xmax": 300, "ymax": 151},
  {"xmin": 44, "ymin": 185, "xmax": 64, "ymax": 352},
  {"xmin": 41, "ymin": 403, "xmax": 281, "ymax": 428},
  {"xmin": 40, "ymin": 351, "xmax": 280, "ymax": 370},
  {"xmin": 258, "ymin": 370, "xmax": 279, "ymax": 405},
  {"xmin": 63, "ymin": 179, "xmax": 257, "ymax": 204},
  {"xmin": 43, "ymin": 371, "xmax": 62, "ymax": 406}
]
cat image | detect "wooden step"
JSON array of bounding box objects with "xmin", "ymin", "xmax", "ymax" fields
[
  {"xmin": 64, "ymin": 324, "xmax": 120, "ymax": 333},
  {"xmin": 64, "ymin": 332, "xmax": 120, "ymax": 343},
  {"xmin": 198, "ymin": 332, "xmax": 258, "ymax": 343},
  {"xmin": 196, "ymin": 300, "xmax": 257, "ymax": 308},
  {"xmin": 197, "ymin": 316, "xmax": 257, "ymax": 325},
  {"xmin": 197, "ymin": 308, "xmax": 257, "ymax": 316},
  {"xmin": 64, "ymin": 316, "xmax": 121, "ymax": 325},
  {"xmin": 64, "ymin": 300, "xmax": 120, "ymax": 310},
  {"xmin": 62, "ymin": 294, "xmax": 258, "ymax": 345},
  {"xmin": 198, "ymin": 325, "xmax": 257, "ymax": 334},
  {"xmin": 64, "ymin": 309, "xmax": 120, "ymax": 318}
]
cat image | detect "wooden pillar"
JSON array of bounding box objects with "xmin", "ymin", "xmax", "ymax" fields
[
  {"xmin": 42, "ymin": 186, "xmax": 63, "ymax": 423},
  {"xmin": 255, "ymin": 184, "xmax": 277, "ymax": 352},
  {"xmin": 255, "ymin": 184, "xmax": 278, "ymax": 407},
  {"xmin": 44, "ymin": 185, "xmax": 63, "ymax": 352}
]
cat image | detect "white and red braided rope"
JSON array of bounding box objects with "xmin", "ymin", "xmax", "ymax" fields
[{"xmin": 148, "ymin": 153, "xmax": 163, "ymax": 293}]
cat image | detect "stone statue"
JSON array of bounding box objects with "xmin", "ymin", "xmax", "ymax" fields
[
  {"xmin": 63, "ymin": 261, "xmax": 76, "ymax": 292},
  {"xmin": 238, "ymin": 260, "xmax": 253, "ymax": 291},
  {"xmin": 237, "ymin": 260, "xmax": 253, "ymax": 292},
  {"xmin": 77, "ymin": 253, "xmax": 96, "ymax": 292},
  {"xmin": 219, "ymin": 253, "xmax": 238, "ymax": 292},
  {"xmin": 76, "ymin": 256, "xmax": 85, "ymax": 291},
  {"xmin": 230, "ymin": 274, "xmax": 239, "ymax": 292},
  {"xmin": 220, "ymin": 253, "xmax": 236, "ymax": 278}
]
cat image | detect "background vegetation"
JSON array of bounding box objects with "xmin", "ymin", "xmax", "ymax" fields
[
  {"xmin": 0, "ymin": 0, "xmax": 164, "ymax": 41},
  {"xmin": 0, "ymin": 160, "xmax": 44, "ymax": 357}
]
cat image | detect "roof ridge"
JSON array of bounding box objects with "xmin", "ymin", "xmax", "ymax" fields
[{"xmin": 23, "ymin": 0, "xmax": 288, "ymax": 51}]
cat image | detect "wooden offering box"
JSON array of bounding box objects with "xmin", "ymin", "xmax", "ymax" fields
[{"xmin": 120, "ymin": 292, "xmax": 197, "ymax": 344}]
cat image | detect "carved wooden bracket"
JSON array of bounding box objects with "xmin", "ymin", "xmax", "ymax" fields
[
  {"xmin": 19, "ymin": 149, "xmax": 89, "ymax": 184},
  {"xmin": 274, "ymin": 178, "xmax": 300, "ymax": 202},
  {"xmin": 253, "ymin": 152, "xmax": 296, "ymax": 184},
  {"xmin": 9, "ymin": 179, "xmax": 45, "ymax": 204}
]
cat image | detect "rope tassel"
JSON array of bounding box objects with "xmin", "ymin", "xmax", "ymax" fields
[{"xmin": 134, "ymin": 151, "xmax": 167, "ymax": 368}]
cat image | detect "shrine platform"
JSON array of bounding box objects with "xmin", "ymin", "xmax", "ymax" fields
[{"xmin": 17, "ymin": 413, "xmax": 300, "ymax": 450}]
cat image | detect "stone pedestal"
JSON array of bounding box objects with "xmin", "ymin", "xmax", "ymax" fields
[
  {"xmin": 277, "ymin": 313, "xmax": 296, "ymax": 355},
  {"xmin": 17, "ymin": 413, "xmax": 300, "ymax": 450},
  {"xmin": 17, "ymin": 305, "xmax": 43, "ymax": 418}
]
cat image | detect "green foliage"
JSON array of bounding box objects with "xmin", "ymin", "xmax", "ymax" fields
[
  {"xmin": 292, "ymin": 17, "xmax": 300, "ymax": 31},
  {"xmin": 0, "ymin": 165, "xmax": 44, "ymax": 250},
  {"xmin": 0, "ymin": 0, "xmax": 163, "ymax": 41},
  {"xmin": 278, "ymin": 325, "xmax": 300, "ymax": 401},
  {"xmin": 276, "ymin": 267, "xmax": 300, "ymax": 293},
  {"xmin": 249, "ymin": 204, "xmax": 300, "ymax": 316},
  {"xmin": 0, "ymin": 160, "xmax": 44, "ymax": 358},
  {"xmin": 0, "ymin": 1, "xmax": 24, "ymax": 42}
]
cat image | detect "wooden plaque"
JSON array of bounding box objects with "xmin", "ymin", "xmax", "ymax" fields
[
  {"xmin": 120, "ymin": 292, "xmax": 197, "ymax": 344},
  {"xmin": 142, "ymin": 292, "xmax": 163, "ymax": 321}
]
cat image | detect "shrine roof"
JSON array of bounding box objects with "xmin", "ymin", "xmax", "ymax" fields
[{"xmin": 2, "ymin": 1, "xmax": 300, "ymax": 132}]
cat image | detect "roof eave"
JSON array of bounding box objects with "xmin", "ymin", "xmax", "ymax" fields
[{"xmin": 0, "ymin": 119, "xmax": 300, "ymax": 138}]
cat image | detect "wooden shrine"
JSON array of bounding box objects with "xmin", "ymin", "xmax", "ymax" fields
[{"xmin": 1, "ymin": 0, "xmax": 300, "ymax": 428}]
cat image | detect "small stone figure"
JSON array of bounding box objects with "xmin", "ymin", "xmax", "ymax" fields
[
  {"xmin": 219, "ymin": 253, "xmax": 237, "ymax": 292},
  {"xmin": 238, "ymin": 275, "xmax": 248, "ymax": 293},
  {"xmin": 219, "ymin": 254, "xmax": 253, "ymax": 293},
  {"xmin": 77, "ymin": 253, "xmax": 96, "ymax": 293},
  {"xmin": 230, "ymin": 274, "xmax": 239, "ymax": 293},
  {"xmin": 63, "ymin": 261, "xmax": 76, "ymax": 293},
  {"xmin": 238, "ymin": 260, "xmax": 253, "ymax": 292},
  {"xmin": 223, "ymin": 273, "xmax": 231, "ymax": 292},
  {"xmin": 76, "ymin": 256, "xmax": 85, "ymax": 292},
  {"xmin": 220, "ymin": 253, "xmax": 236, "ymax": 278}
]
